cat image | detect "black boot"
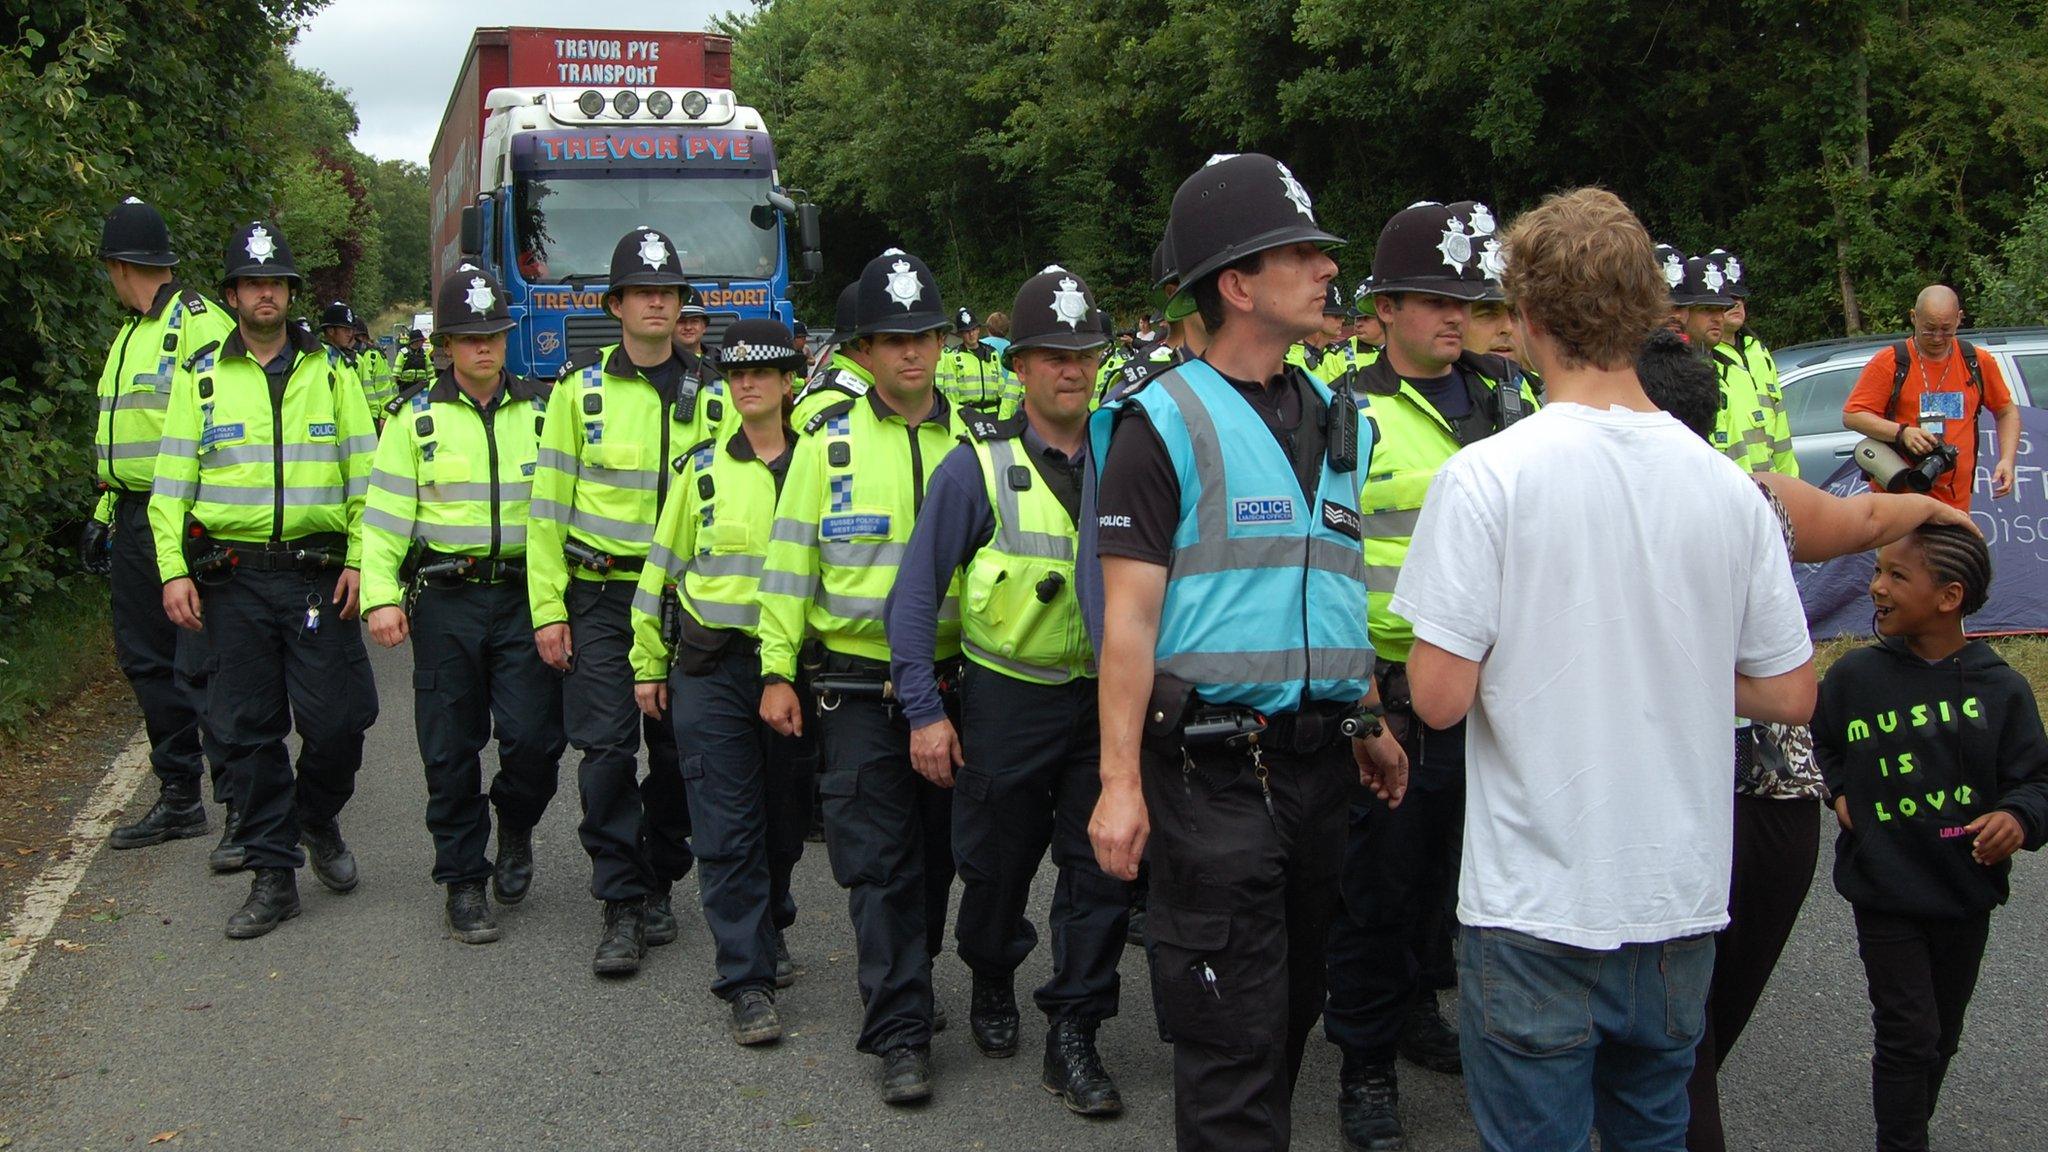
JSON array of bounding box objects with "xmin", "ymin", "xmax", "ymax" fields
[
  {"xmin": 729, "ymin": 987, "xmax": 783, "ymax": 1046},
  {"xmin": 109, "ymin": 784, "xmax": 208, "ymax": 849},
  {"xmin": 208, "ymin": 804, "xmax": 247, "ymax": 873},
  {"xmin": 491, "ymin": 823, "xmax": 534, "ymax": 906},
  {"xmin": 299, "ymin": 818, "xmax": 359, "ymax": 894},
  {"xmin": 644, "ymin": 886, "xmax": 678, "ymax": 946},
  {"xmin": 1041, "ymin": 1019, "xmax": 1124, "ymax": 1117},
  {"xmin": 1338, "ymin": 1062, "xmax": 1404, "ymax": 1151},
  {"xmin": 1397, "ymin": 992, "xmax": 1462, "ymax": 1074},
  {"xmin": 224, "ymin": 868, "xmax": 301, "ymax": 939},
  {"xmin": 773, "ymin": 928, "xmax": 795, "ymax": 989},
  {"xmin": 879, "ymin": 1045, "xmax": 932, "ymax": 1105},
  {"xmin": 446, "ymin": 881, "xmax": 501, "ymax": 944},
  {"xmin": 592, "ymin": 899, "xmax": 647, "ymax": 977},
  {"xmin": 969, "ymin": 973, "xmax": 1019, "ymax": 1058}
]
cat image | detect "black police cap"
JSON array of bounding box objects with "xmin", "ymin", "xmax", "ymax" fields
[
  {"xmin": 853, "ymin": 248, "xmax": 946, "ymax": 336},
  {"xmin": 98, "ymin": 198, "xmax": 178, "ymax": 267},
  {"xmin": 1323, "ymin": 282, "xmax": 1347, "ymax": 315},
  {"xmin": 1675, "ymin": 255, "xmax": 1734, "ymax": 309},
  {"xmin": 1368, "ymin": 201, "xmax": 1495, "ymax": 302},
  {"xmin": 1444, "ymin": 200, "xmax": 1508, "ymax": 303},
  {"xmin": 318, "ymin": 301, "xmax": 358, "ymax": 330},
  {"xmin": 1708, "ymin": 248, "xmax": 1751, "ymax": 299},
  {"xmin": 1150, "ymin": 235, "xmax": 1178, "ymax": 291},
  {"xmin": 791, "ymin": 320, "xmax": 809, "ymax": 337},
  {"xmin": 834, "ymin": 281, "xmax": 860, "ymax": 334},
  {"xmin": 1166, "ymin": 153, "xmax": 1344, "ymax": 296},
  {"xmin": 1003, "ymin": 265, "xmax": 1108, "ymax": 369},
  {"xmin": 221, "ymin": 220, "xmax": 302, "ymax": 287},
  {"xmin": 953, "ymin": 307, "xmax": 979, "ymax": 332},
  {"xmin": 1654, "ymin": 244, "xmax": 1687, "ymax": 304},
  {"xmin": 606, "ymin": 226, "xmax": 694, "ymax": 296},
  {"xmin": 717, "ymin": 318, "xmax": 805, "ymax": 373},
  {"xmin": 435, "ymin": 267, "xmax": 516, "ymax": 336}
]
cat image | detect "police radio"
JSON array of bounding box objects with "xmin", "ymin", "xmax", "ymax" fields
[{"xmin": 1326, "ymin": 380, "xmax": 1359, "ymax": 473}]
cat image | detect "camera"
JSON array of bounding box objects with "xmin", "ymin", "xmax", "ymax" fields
[{"xmin": 1854, "ymin": 437, "xmax": 1958, "ymax": 494}]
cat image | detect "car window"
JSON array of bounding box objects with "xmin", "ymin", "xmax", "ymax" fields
[
  {"xmin": 2008, "ymin": 352, "xmax": 2048, "ymax": 405},
  {"xmin": 1783, "ymin": 366, "xmax": 1865, "ymax": 437}
]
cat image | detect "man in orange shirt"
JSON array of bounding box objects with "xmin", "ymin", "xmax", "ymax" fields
[{"xmin": 1843, "ymin": 285, "xmax": 2019, "ymax": 512}]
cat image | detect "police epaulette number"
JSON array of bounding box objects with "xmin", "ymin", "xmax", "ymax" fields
[
  {"xmin": 180, "ymin": 289, "xmax": 207, "ymax": 314},
  {"xmin": 961, "ymin": 413, "xmax": 1016, "ymax": 443}
]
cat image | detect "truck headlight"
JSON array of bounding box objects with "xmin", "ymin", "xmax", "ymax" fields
[
  {"xmin": 612, "ymin": 90, "xmax": 640, "ymax": 117},
  {"xmin": 577, "ymin": 90, "xmax": 605, "ymax": 118},
  {"xmin": 681, "ymin": 90, "xmax": 709, "ymax": 118},
  {"xmin": 647, "ymin": 90, "xmax": 674, "ymax": 117}
]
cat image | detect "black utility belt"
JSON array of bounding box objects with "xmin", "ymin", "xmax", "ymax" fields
[
  {"xmin": 417, "ymin": 553, "xmax": 525, "ymax": 586},
  {"xmin": 564, "ymin": 539, "xmax": 642, "ymax": 576},
  {"xmin": 809, "ymin": 653, "xmax": 964, "ymax": 710},
  {"xmin": 217, "ymin": 536, "xmax": 347, "ymax": 572},
  {"xmin": 109, "ymin": 487, "xmax": 151, "ymax": 510},
  {"xmin": 1156, "ymin": 699, "xmax": 1366, "ymax": 758}
]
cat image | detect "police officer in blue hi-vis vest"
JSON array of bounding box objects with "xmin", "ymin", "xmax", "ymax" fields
[
  {"xmin": 1086, "ymin": 153, "xmax": 1409, "ymax": 1152},
  {"xmin": 885, "ymin": 266, "xmax": 1129, "ymax": 1118}
]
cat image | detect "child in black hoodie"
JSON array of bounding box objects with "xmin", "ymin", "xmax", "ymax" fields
[{"xmin": 1815, "ymin": 524, "xmax": 2048, "ymax": 1152}]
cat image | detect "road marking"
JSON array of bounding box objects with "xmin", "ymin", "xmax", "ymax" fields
[{"xmin": 0, "ymin": 727, "xmax": 152, "ymax": 1013}]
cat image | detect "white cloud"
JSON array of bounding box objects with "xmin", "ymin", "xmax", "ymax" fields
[{"xmin": 291, "ymin": 1, "xmax": 742, "ymax": 163}]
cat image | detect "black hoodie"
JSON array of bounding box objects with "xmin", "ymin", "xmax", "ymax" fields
[{"xmin": 1816, "ymin": 639, "xmax": 2048, "ymax": 918}]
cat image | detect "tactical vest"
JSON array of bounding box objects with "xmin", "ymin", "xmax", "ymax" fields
[
  {"xmin": 95, "ymin": 286, "xmax": 233, "ymax": 514},
  {"xmin": 960, "ymin": 429, "xmax": 1094, "ymax": 684}
]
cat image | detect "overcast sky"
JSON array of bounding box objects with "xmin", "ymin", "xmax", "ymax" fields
[{"xmin": 291, "ymin": 1, "xmax": 741, "ymax": 164}]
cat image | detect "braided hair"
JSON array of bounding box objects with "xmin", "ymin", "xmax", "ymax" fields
[{"xmin": 1909, "ymin": 523, "xmax": 1993, "ymax": 617}]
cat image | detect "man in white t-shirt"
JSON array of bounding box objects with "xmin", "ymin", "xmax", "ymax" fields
[{"xmin": 1392, "ymin": 187, "xmax": 1816, "ymax": 1152}]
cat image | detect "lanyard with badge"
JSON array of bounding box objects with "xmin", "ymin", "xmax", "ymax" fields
[{"xmin": 1916, "ymin": 350, "xmax": 1969, "ymax": 434}]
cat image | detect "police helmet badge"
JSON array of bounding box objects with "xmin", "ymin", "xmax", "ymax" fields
[
  {"xmin": 637, "ymin": 231, "xmax": 670, "ymax": 270},
  {"xmin": 1479, "ymin": 239, "xmax": 1507, "ymax": 281},
  {"xmin": 1662, "ymin": 252, "xmax": 1685, "ymax": 289},
  {"xmin": 1469, "ymin": 203, "xmax": 1497, "ymax": 237},
  {"xmin": 1703, "ymin": 261, "xmax": 1726, "ymax": 294},
  {"xmin": 885, "ymin": 259, "xmax": 923, "ymax": 310},
  {"xmin": 1049, "ymin": 273, "xmax": 1088, "ymax": 330},
  {"xmin": 465, "ymin": 277, "xmax": 495, "ymax": 316},
  {"xmin": 1725, "ymin": 255, "xmax": 1743, "ymax": 285},
  {"xmin": 1437, "ymin": 217, "xmax": 1473, "ymax": 273},
  {"xmin": 245, "ymin": 224, "xmax": 276, "ymax": 264},
  {"xmin": 1276, "ymin": 162, "xmax": 1315, "ymax": 219}
]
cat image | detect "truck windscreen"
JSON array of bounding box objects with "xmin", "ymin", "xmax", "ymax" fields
[{"xmin": 513, "ymin": 170, "xmax": 780, "ymax": 282}]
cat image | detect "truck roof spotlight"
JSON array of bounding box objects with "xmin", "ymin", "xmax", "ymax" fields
[
  {"xmin": 577, "ymin": 90, "xmax": 605, "ymax": 117},
  {"xmin": 681, "ymin": 90, "xmax": 709, "ymax": 118},
  {"xmin": 646, "ymin": 90, "xmax": 674, "ymax": 117},
  {"xmin": 612, "ymin": 90, "xmax": 640, "ymax": 118}
]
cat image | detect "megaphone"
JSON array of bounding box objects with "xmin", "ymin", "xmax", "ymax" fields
[{"xmin": 1854, "ymin": 436, "xmax": 1957, "ymax": 494}]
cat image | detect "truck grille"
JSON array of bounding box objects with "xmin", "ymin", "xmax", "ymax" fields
[{"xmin": 561, "ymin": 312, "xmax": 746, "ymax": 364}]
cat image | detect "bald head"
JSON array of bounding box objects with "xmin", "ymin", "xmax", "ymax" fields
[{"xmin": 1910, "ymin": 284, "xmax": 1963, "ymax": 358}]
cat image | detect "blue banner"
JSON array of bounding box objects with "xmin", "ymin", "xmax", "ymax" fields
[{"xmin": 1797, "ymin": 407, "xmax": 2048, "ymax": 638}]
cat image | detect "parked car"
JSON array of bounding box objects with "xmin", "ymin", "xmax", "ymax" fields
[{"xmin": 1773, "ymin": 326, "xmax": 2048, "ymax": 482}]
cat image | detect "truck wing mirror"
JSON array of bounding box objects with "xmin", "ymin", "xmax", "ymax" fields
[
  {"xmin": 459, "ymin": 205, "xmax": 481, "ymax": 260},
  {"xmin": 798, "ymin": 203, "xmax": 822, "ymax": 253}
]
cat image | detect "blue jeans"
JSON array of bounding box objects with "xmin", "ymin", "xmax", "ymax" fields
[{"xmin": 1459, "ymin": 926, "xmax": 1716, "ymax": 1152}]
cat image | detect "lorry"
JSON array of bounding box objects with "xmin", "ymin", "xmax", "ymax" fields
[{"xmin": 429, "ymin": 27, "xmax": 822, "ymax": 379}]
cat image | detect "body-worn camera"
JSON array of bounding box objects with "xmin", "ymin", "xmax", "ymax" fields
[{"xmin": 1855, "ymin": 437, "xmax": 1959, "ymax": 494}]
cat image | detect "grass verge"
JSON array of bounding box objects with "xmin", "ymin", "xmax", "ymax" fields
[
  {"xmin": 0, "ymin": 577, "xmax": 116, "ymax": 741},
  {"xmin": 1812, "ymin": 634, "xmax": 2046, "ymax": 711}
]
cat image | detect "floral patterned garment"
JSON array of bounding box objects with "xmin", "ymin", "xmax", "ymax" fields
[{"xmin": 1735, "ymin": 480, "xmax": 1827, "ymax": 801}]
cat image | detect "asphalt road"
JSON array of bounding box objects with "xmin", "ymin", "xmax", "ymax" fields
[{"xmin": 3, "ymin": 638, "xmax": 2045, "ymax": 1150}]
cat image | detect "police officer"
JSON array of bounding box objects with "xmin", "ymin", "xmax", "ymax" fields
[
  {"xmin": 92, "ymin": 199, "xmax": 236, "ymax": 860},
  {"xmin": 793, "ymin": 281, "xmax": 873, "ymax": 428},
  {"xmin": 394, "ymin": 329, "xmax": 433, "ymax": 393},
  {"xmin": 1655, "ymin": 243, "xmax": 1690, "ymax": 335},
  {"xmin": 885, "ymin": 266, "xmax": 1128, "ymax": 1117},
  {"xmin": 1326, "ymin": 199, "xmax": 1539, "ymax": 1150},
  {"xmin": 758, "ymin": 248, "xmax": 967, "ymax": 1104},
  {"xmin": 1286, "ymin": 282, "xmax": 1351, "ymax": 380},
  {"xmin": 1086, "ymin": 154, "xmax": 1407, "ymax": 1152},
  {"xmin": 352, "ymin": 313, "xmax": 394, "ymax": 419},
  {"xmin": 1674, "ymin": 253, "xmax": 1789, "ymax": 476},
  {"xmin": 1348, "ymin": 279, "xmax": 1385, "ymax": 362},
  {"xmin": 149, "ymin": 220, "xmax": 381, "ymax": 938},
  {"xmin": 530, "ymin": 226, "xmax": 728, "ymax": 976},
  {"xmin": 1710, "ymin": 247, "xmax": 1796, "ymax": 477},
  {"xmin": 315, "ymin": 301, "xmax": 372, "ymax": 422},
  {"xmin": 938, "ymin": 307, "xmax": 1018, "ymax": 417},
  {"xmin": 628, "ymin": 319, "xmax": 816, "ymax": 1046},
  {"xmin": 359, "ymin": 267, "xmax": 565, "ymax": 944},
  {"xmin": 675, "ymin": 297, "xmax": 713, "ymax": 361}
]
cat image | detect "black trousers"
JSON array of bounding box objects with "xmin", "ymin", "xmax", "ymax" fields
[
  {"xmin": 1322, "ymin": 714, "xmax": 1465, "ymax": 1067},
  {"xmin": 1142, "ymin": 734, "xmax": 1351, "ymax": 1152},
  {"xmin": 667, "ymin": 643, "xmax": 815, "ymax": 999},
  {"xmin": 564, "ymin": 578, "xmax": 692, "ymax": 902},
  {"xmin": 815, "ymin": 653, "xmax": 955, "ymax": 1055},
  {"xmin": 411, "ymin": 580, "xmax": 565, "ymax": 885},
  {"xmin": 198, "ymin": 568, "xmax": 378, "ymax": 871},
  {"xmin": 952, "ymin": 664, "xmax": 1127, "ymax": 1021},
  {"xmin": 1685, "ymin": 793, "xmax": 1821, "ymax": 1152},
  {"xmin": 110, "ymin": 496, "xmax": 222, "ymax": 799},
  {"xmin": 1853, "ymin": 905, "xmax": 1991, "ymax": 1152}
]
